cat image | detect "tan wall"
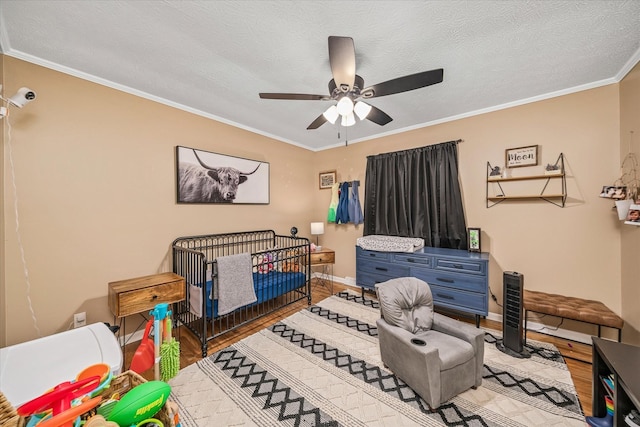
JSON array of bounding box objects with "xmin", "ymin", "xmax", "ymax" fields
[
  {"xmin": 3, "ymin": 54, "xmax": 638, "ymax": 346},
  {"xmin": 620, "ymin": 61, "xmax": 640, "ymax": 345},
  {"xmin": 1, "ymin": 55, "xmax": 6, "ymax": 347},
  {"xmin": 2, "ymin": 57, "xmax": 314, "ymax": 345},
  {"xmin": 313, "ymin": 84, "xmax": 626, "ymax": 338}
]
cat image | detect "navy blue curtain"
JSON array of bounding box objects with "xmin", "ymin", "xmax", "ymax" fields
[{"xmin": 363, "ymin": 140, "xmax": 467, "ymax": 249}]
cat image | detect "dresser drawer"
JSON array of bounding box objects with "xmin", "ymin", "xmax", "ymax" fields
[
  {"xmin": 430, "ymin": 284, "xmax": 487, "ymax": 315},
  {"xmin": 310, "ymin": 251, "xmax": 335, "ymax": 265},
  {"xmin": 356, "ymin": 270, "xmax": 399, "ymax": 290},
  {"xmin": 392, "ymin": 253, "xmax": 431, "ymax": 267},
  {"xmin": 433, "ymin": 257, "xmax": 486, "ymax": 275},
  {"xmin": 108, "ymin": 272, "xmax": 185, "ymax": 318},
  {"xmin": 358, "ymin": 260, "xmax": 409, "ymax": 277},
  {"xmin": 412, "ymin": 269, "xmax": 486, "ymax": 294},
  {"xmin": 356, "ymin": 247, "xmax": 390, "ymax": 262}
]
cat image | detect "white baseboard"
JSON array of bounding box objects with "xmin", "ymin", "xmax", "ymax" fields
[
  {"xmin": 334, "ymin": 275, "xmax": 357, "ymax": 287},
  {"xmin": 123, "ymin": 274, "xmax": 357, "ymax": 346},
  {"xmin": 326, "ymin": 274, "xmax": 594, "ymax": 345},
  {"xmin": 311, "ymin": 272, "xmax": 358, "ymax": 288},
  {"xmin": 119, "ymin": 328, "xmax": 148, "ymax": 347},
  {"xmin": 123, "ymin": 275, "xmax": 594, "ymax": 347},
  {"xmin": 475, "ymin": 312, "xmax": 593, "ymax": 344}
]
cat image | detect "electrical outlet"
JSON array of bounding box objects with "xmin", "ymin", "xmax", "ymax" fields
[{"xmin": 73, "ymin": 312, "xmax": 86, "ymax": 328}]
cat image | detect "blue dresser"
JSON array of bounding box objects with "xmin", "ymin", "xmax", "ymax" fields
[{"xmin": 356, "ymin": 246, "xmax": 489, "ymax": 326}]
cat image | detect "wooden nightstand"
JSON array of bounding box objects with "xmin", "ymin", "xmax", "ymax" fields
[
  {"xmin": 108, "ymin": 272, "xmax": 185, "ymax": 345},
  {"xmin": 309, "ymin": 247, "xmax": 335, "ymax": 294}
]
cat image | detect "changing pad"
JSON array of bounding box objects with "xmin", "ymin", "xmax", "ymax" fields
[{"xmin": 356, "ymin": 235, "xmax": 425, "ymax": 253}]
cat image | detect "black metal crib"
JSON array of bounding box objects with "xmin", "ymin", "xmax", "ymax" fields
[{"xmin": 172, "ymin": 230, "xmax": 311, "ymax": 357}]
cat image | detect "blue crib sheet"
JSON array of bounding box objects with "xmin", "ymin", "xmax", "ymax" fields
[{"xmin": 204, "ymin": 271, "xmax": 306, "ymax": 318}]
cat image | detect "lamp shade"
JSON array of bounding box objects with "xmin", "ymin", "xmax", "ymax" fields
[
  {"xmin": 310, "ymin": 222, "xmax": 325, "ymax": 235},
  {"xmin": 341, "ymin": 112, "xmax": 356, "ymax": 127},
  {"xmin": 323, "ymin": 105, "xmax": 339, "ymax": 124},
  {"xmin": 336, "ymin": 96, "xmax": 354, "ymax": 116},
  {"xmin": 354, "ymin": 101, "xmax": 372, "ymax": 120}
]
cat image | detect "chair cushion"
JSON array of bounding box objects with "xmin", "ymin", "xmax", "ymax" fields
[
  {"xmin": 375, "ymin": 277, "xmax": 434, "ymax": 333},
  {"xmin": 421, "ymin": 330, "xmax": 475, "ymax": 370}
]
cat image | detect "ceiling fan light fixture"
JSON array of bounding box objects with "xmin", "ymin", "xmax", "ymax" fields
[
  {"xmin": 323, "ymin": 105, "xmax": 339, "ymax": 124},
  {"xmin": 259, "ymin": 36, "xmax": 443, "ymax": 131},
  {"xmin": 354, "ymin": 101, "xmax": 372, "ymax": 120},
  {"xmin": 336, "ymin": 96, "xmax": 354, "ymax": 116},
  {"xmin": 341, "ymin": 112, "xmax": 356, "ymax": 127}
]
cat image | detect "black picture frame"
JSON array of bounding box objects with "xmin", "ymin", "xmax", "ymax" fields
[
  {"xmin": 176, "ymin": 145, "xmax": 269, "ymax": 204},
  {"xmin": 467, "ymin": 227, "xmax": 481, "ymax": 252}
]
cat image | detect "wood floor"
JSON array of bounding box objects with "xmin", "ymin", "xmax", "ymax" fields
[{"xmin": 124, "ymin": 281, "xmax": 594, "ymax": 417}]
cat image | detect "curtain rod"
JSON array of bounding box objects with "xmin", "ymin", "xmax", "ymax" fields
[{"xmin": 369, "ymin": 139, "xmax": 464, "ymax": 158}]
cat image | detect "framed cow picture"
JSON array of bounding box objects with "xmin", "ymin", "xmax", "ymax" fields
[{"xmin": 176, "ymin": 146, "xmax": 270, "ymax": 204}]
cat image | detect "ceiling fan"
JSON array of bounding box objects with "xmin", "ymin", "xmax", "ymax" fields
[{"xmin": 259, "ymin": 36, "xmax": 444, "ymax": 130}]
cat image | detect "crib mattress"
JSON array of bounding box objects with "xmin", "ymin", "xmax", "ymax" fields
[{"xmin": 205, "ymin": 271, "xmax": 306, "ymax": 318}]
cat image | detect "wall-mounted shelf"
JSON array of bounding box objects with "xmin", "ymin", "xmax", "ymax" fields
[
  {"xmin": 486, "ymin": 153, "xmax": 566, "ymax": 208},
  {"xmin": 487, "ymin": 174, "xmax": 565, "ymax": 183}
]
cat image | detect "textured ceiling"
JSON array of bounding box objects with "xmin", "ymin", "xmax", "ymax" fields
[{"xmin": 1, "ymin": 1, "xmax": 639, "ymax": 151}]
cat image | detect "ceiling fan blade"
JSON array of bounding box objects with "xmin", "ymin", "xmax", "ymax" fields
[
  {"xmin": 328, "ymin": 36, "xmax": 356, "ymax": 92},
  {"xmin": 260, "ymin": 93, "xmax": 329, "ymax": 101},
  {"xmin": 307, "ymin": 113, "xmax": 328, "ymax": 130},
  {"xmin": 366, "ymin": 105, "xmax": 393, "ymax": 126},
  {"xmin": 361, "ymin": 68, "xmax": 444, "ymax": 98}
]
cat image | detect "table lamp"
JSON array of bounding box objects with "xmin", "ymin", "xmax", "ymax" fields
[{"xmin": 310, "ymin": 222, "xmax": 324, "ymax": 250}]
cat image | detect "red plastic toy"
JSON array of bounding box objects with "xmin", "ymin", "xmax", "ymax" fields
[{"xmin": 17, "ymin": 376, "xmax": 101, "ymax": 427}]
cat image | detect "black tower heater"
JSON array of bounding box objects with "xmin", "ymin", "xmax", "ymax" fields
[{"xmin": 497, "ymin": 271, "xmax": 530, "ymax": 358}]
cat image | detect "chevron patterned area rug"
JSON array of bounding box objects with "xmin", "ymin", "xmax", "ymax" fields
[{"xmin": 169, "ymin": 292, "xmax": 585, "ymax": 426}]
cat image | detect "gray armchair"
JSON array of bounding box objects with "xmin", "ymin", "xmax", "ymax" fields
[{"xmin": 375, "ymin": 277, "xmax": 484, "ymax": 408}]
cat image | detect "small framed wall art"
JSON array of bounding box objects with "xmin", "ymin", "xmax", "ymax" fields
[
  {"xmin": 467, "ymin": 227, "xmax": 481, "ymax": 252},
  {"xmin": 319, "ymin": 170, "xmax": 337, "ymax": 189},
  {"xmin": 506, "ymin": 145, "xmax": 538, "ymax": 168}
]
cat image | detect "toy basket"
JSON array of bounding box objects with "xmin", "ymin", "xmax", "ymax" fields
[
  {"xmin": 0, "ymin": 392, "xmax": 23, "ymax": 427},
  {"xmin": 0, "ymin": 372, "xmax": 175, "ymax": 427},
  {"xmin": 99, "ymin": 370, "xmax": 176, "ymax": 427}
]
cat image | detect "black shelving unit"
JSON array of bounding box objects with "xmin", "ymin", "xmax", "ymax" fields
[{"xmin": 592, "ymin": 337, "xmax": 640, "ymax": 426}]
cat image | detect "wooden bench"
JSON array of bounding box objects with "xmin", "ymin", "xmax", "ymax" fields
[{"xmin": 523, "ymin": 289, "xmax": 623, "ymax": 342}]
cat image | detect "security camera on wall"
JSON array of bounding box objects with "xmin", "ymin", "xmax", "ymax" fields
[{"xmin": 8, "ymin": 87, "xmax": 36, "ymax": 108}]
